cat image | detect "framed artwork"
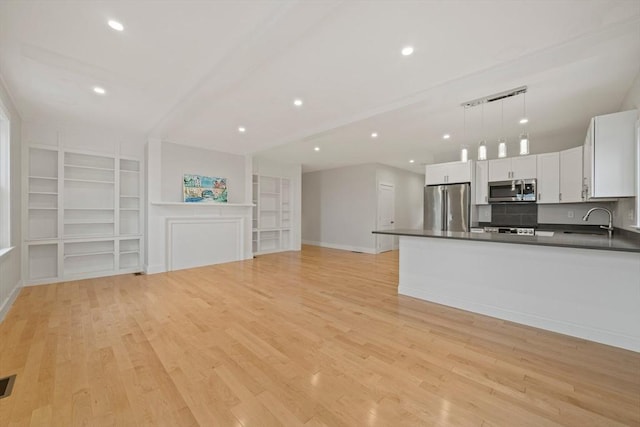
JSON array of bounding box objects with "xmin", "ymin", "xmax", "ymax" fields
[{"xmin": 183, "ymin": 174, "xmax": 228, "ymax": 203}]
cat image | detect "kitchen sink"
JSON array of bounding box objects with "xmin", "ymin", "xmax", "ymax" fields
[{"xmin": 562, "ymin": 230, "xmax": 607, "ymax": 236}]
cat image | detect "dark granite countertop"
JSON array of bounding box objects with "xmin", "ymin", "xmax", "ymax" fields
[{"xmin": 372, "ymin": 228, "xmax": 640, "ymax": 253}]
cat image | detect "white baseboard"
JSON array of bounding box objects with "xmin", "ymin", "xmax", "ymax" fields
[
  {"xmin": 144, "ymin": 264, "xmax": 166, "ymax": 275},
  {"xmin": 0, "ymin": 279, "xmax": 23, "ymax": 322},
  {"xmin": 302, "ymin": 240, "xmax": 376, "ymax": 254}
]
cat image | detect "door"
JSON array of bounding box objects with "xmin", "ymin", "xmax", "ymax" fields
[
  {"xmin": 560, "ymin": 146, "xmax": 583, "ymax": 203},
  {"xmin": 537, "ymin": 152, "xmax": 559, "ymax": 204},
  {"xmin": 425, "ymin": 163, "xmax": 448, "ymax": 185},
  {"xmin": 511, "ymin": 155, "xmax": 537, "ymax": 179},
  {"xmin": 475, "ymin": 161, "xmax": 489, "ymax": 205},
  {"xmin": 445, "ymin": 183, "xmax": 470, "ymax": 232},
  {"xmin": 424, "ymin": 185, "xmax": 444, "ymax": 232},
  {"xmin": 377, "ymin": 183, "xmax": 395, "ymax": 253},
  {"xmin": 488, "ymin": 158, "xmax": 511, "ymax": 181}
]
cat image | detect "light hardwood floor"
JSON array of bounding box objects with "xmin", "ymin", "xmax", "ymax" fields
[{"xmin": 1, "ymin": 245, "xmax": 639, "ymax": 426}]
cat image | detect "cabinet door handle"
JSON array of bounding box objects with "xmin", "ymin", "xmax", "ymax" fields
[
  {"xmin": 559, "ymin": 193, "xmax": 562, "ymax": 201},
  {"xmin": 538, "ymin": 192, "xmax": 541, "ymax": 201},
  {"xmin": 485, "ymin": 195, "xmax": 488, "ymax": 203}
]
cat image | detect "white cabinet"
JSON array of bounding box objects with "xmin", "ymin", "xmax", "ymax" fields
[
  {"xmin": 425, "ymin": 161, "xmax": 472, "ymax": 185},
  {"xmin": 475, "ymin": 161, "xmax": 489, "ymax": 205},
  {"xmin": 583, "ymin": 110, "xmax": 637, "ymax": 199},
  {"xmin": 559, "ymin": 146, "xmax": 583, "ymax": 203},
  {"xmin": 252, "ymin": 174, "xmax": 292, "ymax": 255},
  {"xmin": 25, "ymin": 146, "xmax": 143, "ymax": 284},
  {"xmin": 536, "ymin": 152, "xmax": 560, "ymax": 204},
  {"xmin": 489, "ymin": 155, "xmax": 537, "ymax": 181}
]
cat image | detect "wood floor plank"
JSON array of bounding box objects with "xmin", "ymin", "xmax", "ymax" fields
[{"xmin": 1, "ymin": 245, "xmax": 639, "ymax": 426}]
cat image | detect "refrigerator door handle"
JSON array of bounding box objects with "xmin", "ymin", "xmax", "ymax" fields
[{"xmin": 442, "ymin": 188, "xmax": 448, "ymax": 231}]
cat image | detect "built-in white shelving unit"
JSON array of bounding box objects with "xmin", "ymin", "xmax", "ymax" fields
[
  {"xmin": 252, "ymin": 174, "xmax": 292, "ymax": 255},
  {"xmin": 25, "ymin": 146, "xmax": 143, "ymax": 284}
]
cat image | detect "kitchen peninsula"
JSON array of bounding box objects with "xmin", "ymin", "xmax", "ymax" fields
[{"xmin": 373, "ymin": 228, "xmax": 640, "ymax": 352}]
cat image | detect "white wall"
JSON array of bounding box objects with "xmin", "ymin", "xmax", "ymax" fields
[
  {"xmin": 0, "ymin": 76, "xmax": 22, "ymax": 321},
  {"xmin": 302, "ymin": 163, "xmax": 377, "ymax": 253},
  {"xmin": 301, "ymin": 163, "xmax": 424, "ymax": 253},
  {"xmin": 160, "ymin": 141, "xmax": 246, "ymax": 203},
  {"xmin": 253, "ymin": 156, "xmax": 302, "ymax": 251},
  {"xmin": 614, "ymin": 71, "xmax": 640, "ymax": 232},
  {"xmin": 146, "ymin": 141, "xmax": 253, "ymax": 274}
]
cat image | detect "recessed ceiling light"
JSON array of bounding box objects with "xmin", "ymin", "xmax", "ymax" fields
[
  {"xmin": 443, "ymin": 134, "xmax": 451, "ymax": 139},
  {"xmin": 314, "ymin": 146, "xmax": 320, "ymax": 151},
  {"xmin": 371, "ymin": 132, "xmax": 378, "ymax": 138},
  {"xmin": 401, "ymin": 46, "xmax": 414, "ymax": 56},
  {"xmin": 238, "ymin": 126, "xmax": 246, "ymax": 133},
  {"xmin": 293, "ymin": 99, "xmax": 303, "ymax": 107},
  {"xmin": 409, "ymin": 159, "xmax": 415, "ymax": 163},
  {"xmin": 108, "ymin": 20, "xmax": 124, "ymax": 32},
  {"xmin": 519, "ymin": 118, "xmax": 529, "ymax": 124},
  {"xmin": 93, "ymin": 86, "xmax": 106, "ymax": 95}
]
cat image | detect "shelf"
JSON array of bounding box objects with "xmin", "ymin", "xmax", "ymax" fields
[
  {"xmin": 29, "ymin": 176, "xmax": 57, "ymax": 180},
  {"xmin": 26, "ymin": 238, "xmax": 59, "ymax": 244},
  {"xmin": 120, "ymin": 250, "xmax": 139, "ymax": 255},
  {"xmin": 29, "ymin": 207, "xmax": 57, "ymax": 210},
  {"xmin": 120, "ymin": 195, "xmax": 140, "ymax": 198},
  {"xmin": 64, "ymin": 208, "xmax": 114, "ymax": 211},
  {"xmin": 64, "ymin": 251, "xmax": 114, "ymax": 259},
  {"xmin": 64, "ymin": 220, "xmax": 115, "ymax": 225},
  {"xmin": 260, "ymin": 237, "xmax": 280, "ymax": 241},
  {"xmin": 64, "ymin": 178, "xmax": 114, "ymax": 184},
  {"xmin": 64, "ymin": 164, "xmax": 114, "ymax": 171},
  {"xmin": 120, "ymin": 208, "xmax": 140, "ymax": 211},
  {"xmin": 260, "ymin": 191, "xmax": 280, "ymax": 195},
  {"xmin": 29, "ymin": 191, "xmax": 58, "ymax": 195},
  {"xmin": 120, "ymin": 169, "xmax": 140, "ymax": 174},
  {"xmin": 64, "ymin": 234, "xmax": 115, "ymax": 239}
]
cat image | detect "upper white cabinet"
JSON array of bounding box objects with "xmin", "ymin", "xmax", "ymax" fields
[
  {"xmin": 583, "ymin": 109, "xmax": 637, "ymax": 199},
  {"xmin": 488, "ymin": 155, "xmax": 537, "ymax": 181},
  {"xmin": 559, "ymin": 146, "xmax": 583, "ymax": 203},
  {"xmin": 536, "ymin": 152, "xmax": 560, "ymax": 204},
  {"xmin": 475, "ymin": 160, "xmax": 489, "ymax": 205},
  {"xmin": 425, "ymin": 161, "xmax": 472, "ymax": 185}
]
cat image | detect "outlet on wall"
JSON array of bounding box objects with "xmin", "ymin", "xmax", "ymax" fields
[{"xmin": 567, "ymin": 210, "xmax": 574, "ymax": 219}]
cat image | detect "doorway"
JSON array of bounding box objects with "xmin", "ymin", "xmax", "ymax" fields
[{"xmin": 376, "ymin": 182, "xmax": 395, "ymax": 253}]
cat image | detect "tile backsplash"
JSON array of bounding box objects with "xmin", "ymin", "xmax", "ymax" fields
[{"xmin": 491, "ymin": 203, "xmax": 537, "ymax": 226}]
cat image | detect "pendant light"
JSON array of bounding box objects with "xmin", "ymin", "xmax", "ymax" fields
[
  {"xmin": 460, "ymin": 146, "xmax": 469, "ymax": 162},
  {"xmin": 477, "ymin": 104, "xmax": 487, "ymax": 160},
  {"xmin": 519, "ymin": 93, "xmax": 530, "ymax": 155},
  {"xmin": 497, "ymin": 100, "xmax": 507, "ymax": 158},
  {"xmin": 520, "ymin": 133, "xmax": 530, "ymax": 155},
  {"xmin": 460, "ymin": 106, "xmax": 469, "ymax": 162}
]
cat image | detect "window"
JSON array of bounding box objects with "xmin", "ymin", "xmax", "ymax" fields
[{"xmin": 0, "ymin": 102, "xmax": 10, "ymax": 250}]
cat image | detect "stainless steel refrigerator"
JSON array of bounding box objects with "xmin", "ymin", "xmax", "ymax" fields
[{"xmin": 424, "ymin": 183, "xmax": 470, "ymax": 232}]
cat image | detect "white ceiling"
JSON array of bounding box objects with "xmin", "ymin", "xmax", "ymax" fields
[{"xmin": 1, "ymin": 1, "xmax": 639, "ymax": 173}]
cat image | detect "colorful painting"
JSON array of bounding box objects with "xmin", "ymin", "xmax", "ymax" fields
[{"xmin": 183, "ymin": 174, "xmax": 228, "ymax": 203}]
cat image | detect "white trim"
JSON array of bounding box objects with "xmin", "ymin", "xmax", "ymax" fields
[
  {"xmin": 634, "ymin": 118, "xmax": 640, "ymax": 229},
  {"xmin": 302, "ymin": 240, "xmax": 377, "ymax": 254},
  {"xmin": 0, "ymin": 279, "xmax": 22, "ymax": 322}
]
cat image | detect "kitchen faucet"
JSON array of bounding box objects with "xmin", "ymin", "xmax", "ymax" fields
[{"xmin": 582, "ymin": 207, "xmax": 614, "ymax": 238}]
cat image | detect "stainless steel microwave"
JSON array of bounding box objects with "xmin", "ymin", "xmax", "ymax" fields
[{"xmin": 488, "ymin": 179, "xmax": 537, "ymax": 203}]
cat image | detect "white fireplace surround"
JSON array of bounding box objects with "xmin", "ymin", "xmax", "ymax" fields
[{"xmin": 166, "ymin": 216, "xmax": 244, "ymax": 271}]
